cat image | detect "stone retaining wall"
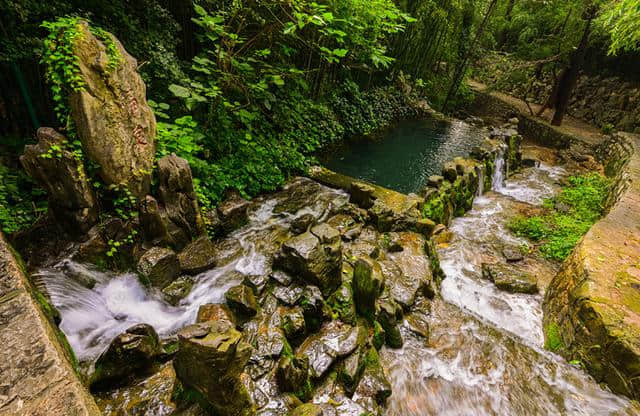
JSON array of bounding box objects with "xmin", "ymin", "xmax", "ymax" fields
[
  {"xmin": 542, "ymin": 132, "xmax": 640, "ymax": 400},
  {"xmin": 0, "ymin": 232, "xmax": 100, "ymax": 416}
]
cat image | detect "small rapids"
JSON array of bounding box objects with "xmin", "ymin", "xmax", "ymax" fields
[
  {"xmin": 35, "ymin": 179, "xmax": 348, "ymax": 361},
  {"xmin": 382, "ymin": 155, "xmax": 636, "ymax": 414}
]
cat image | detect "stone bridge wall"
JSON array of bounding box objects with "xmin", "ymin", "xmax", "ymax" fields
[
  {"xmin": 0, "ymin": 232, "xmax": 100, "ymax": 416},
  {"xmin": 543, "ymin": 133, "xmax": 640, "ymax": 400}
]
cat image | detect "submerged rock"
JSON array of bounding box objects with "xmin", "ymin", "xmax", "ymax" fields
[
  {"xmin": 275, "ymin": 230, "xmax": 342, "ymax": 295},
  {"xmin": 173, "ymin": 321, "xmax": 255, "ymax": 416},
  {"xmin": 70, "ymin": 21, "xmax": 155, "ymax": 197},
  {"xmin": 162, "ymin": 275, "xmax": 194, "ymax": 305},
  {"xmin": 20, "ymin": 127, "xmax": 98, "ymax": 235},
  {"xmin": 178, "ymin": 236, "xmax": 217, "ymax": 274},
  {"xmin": 91, "ymin": 324, "xmax": 161, "ymax": 387},
  {"xmin": 481, "ymin": 263, "xmax": 538, "ymax": 294},
  {"xmin": 137, "ymin": 247, "xmax": 180, "ymax": 288}
]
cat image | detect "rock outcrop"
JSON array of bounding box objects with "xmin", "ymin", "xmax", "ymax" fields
[
  {"xmin": 173, "ymin": 321, "xmax": 255, "ymax": 416},
  {"xmin": 20, "ymin": 127, "xmax": 98, "ymax": 235},
  {"xmin": 70, "ymin": 21, "xmax": 156, "ymax": 197},
  {"xmin": 136, "ymin": 246, "xmax": 180, "ymax": 288}
]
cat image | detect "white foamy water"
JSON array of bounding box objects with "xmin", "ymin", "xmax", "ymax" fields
[
  {"xmin": 383, "ymin": 157, "xmax": 635, "ymax": 415},
  {"xmin": 36, "ymin": 179, "xmax": 347, "ymax": 361}
]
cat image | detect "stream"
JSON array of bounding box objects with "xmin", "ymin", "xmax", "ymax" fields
[{"xmin": 34, "ymin": 120, "xmax": 637, "ymax": 414}]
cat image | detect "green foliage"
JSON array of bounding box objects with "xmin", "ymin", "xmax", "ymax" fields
[
  {"xmin": 0, "ymin": 162, "xmax": 47, "ymax": 234},
  {"xmin": 509, "ymin": 173, "xmax": 611, "ymax": 261},
  {"xmin": 544, "ymin": 322, "xmax": 564, "ymax": 352},
  {"xmin": 598, "ymin": 0, "xmax": 640, "ymax": 55}
]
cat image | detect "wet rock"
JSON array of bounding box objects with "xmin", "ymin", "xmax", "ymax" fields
[
  {"xmin": 203, "ymin": 208, "xmax": 223, "ymax": 237},
  {"xmin": 217, "ymin": 190, "xmax": 250, "ymax": 234},
  {"xmin": 225, "ymin": 284, "xmax": 259, "ymax": 317},
  {"xmin": 376, "ymin": 299, "xmax": 403, "ymax": 348},
  {"xmin": 372, "ymin": 321, "xmax": 386, "ymax": 350},
  {"xmin": 481, "ymin": 263, "xmax": 538, "ymax": 294},
  {"xmin": 273, "ymin": 284, "xmax": 304, "ymax": 306},
  {"xmin": 275, "ymin": 231, "xmax": 342, "ymax": 295},
  {"xmin": 290, "ymin": 403, "xmax": 325, "ymax": 416},
  {"xmin": 338, "ymin": 347, "xmax": 364, "ymax": 394},
  {"xmin": 427, "ymin": 175, "xmax": 444, "ymax": 188},
  {"xmin": 405, "ymin": 299, "xmax": 431, "ymax": 339},
  {"xmin": 311, "ymin": 223, "xmax": 341, "ymax": 245},
  {"xmin": 243, "ymin": 274, "xmax": 269, "ymax": 295},
  {"xmin": 162, "ymin": 275, "xmax": 194, "ymax": 305},
  {"xmin": 522, "ymin": 157, "xmax": 540, "ymax": 168},
  {"xmin": 173, "ymin": 321, "xmax": 255, "ymax": 416},
  {"xmin": 271, "ymin": 270, "xmax": 294, "ymax": 286},
  {"xmin": 91, "ymin": 324, "xmax": 161, "ymax": 387},
  {"xmin": 300, "ymin": 285, "xmax": 326, "ymax": 331},
  {"xmin": 502, "ymin": 245, "xmax": 524, "ymax": 262},
  {"xmin": 353, "ymin": 257, "xmax": 385, "ymax": 319},
  {"xmin": 282, "ymin": 307, "xmax": 306, "ymax": 340},
  {"xmin": 291, "ymin": 213, "xmax": 316, "ymax": 234},
  {"xmin": 326, "ymin": 282, "xmax": 357, "ymax": 325},
  {"xmin": 196, "ymin": 303, "xmax": 235, "ymax": 327},
  {"xmin": 352, "ymin": 347, "xmax": 391, "ymax": 407},
  {"xmin": 349, "ymin": 182, "xmax": 377, "ymax": 209},
  {"xmin": 69, "ymin": 21, "xmax": 155, "ymax": 197},
  {"xmin": 414, "ymin": 217, "xmax": 436, "ymax": 237},
  {"xmin": 139, "ymin": 195, "xmax": 174, "ymax": 246},
  {"xmin": 137, "ymin": 247, "xmax": 180, "ymax": 288},
  {"xmin": 178, "ymin": 236, "xmax": 217, "ymax": 275},
  {"xmin": 276, "ymin": 355, "xmax": 310, "ymax": 394},
  {"xmin": 442, "ymin": 162, "xmax": 458, "ymax": 182},
  {"xmin": 157, "ymin": 155, "xmax": 204, "ymax": 248},
  {"xmin": 297, "ymin": 321, "xmax": 359, "ymax": 378},
  {"xmin": 20, "ymin": 127, "xmax": 98, "ymax": 235}
]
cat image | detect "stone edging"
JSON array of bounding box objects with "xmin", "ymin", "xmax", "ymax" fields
[{"xmin": 0, "ymin": 232, "xmax": 100, "ymax": 416}]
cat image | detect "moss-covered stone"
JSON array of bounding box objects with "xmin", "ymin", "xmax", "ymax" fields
[{"xmin": 353, "ymin": 257, "xmax": 385, "ymax": 320}]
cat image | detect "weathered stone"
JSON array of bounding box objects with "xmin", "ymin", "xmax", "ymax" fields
[
  {"xmin": 203, "ymin": 208, "xmax": 223, "ymax": 237},
  {"xmin": 91, "ymin": 324, "xmax": 162, "ymax": 387},
  {"xmin": 271, "ymin": 270, "xmax": 294, "ymax": 286},
  {"xmin": 217, "ymin": 191, "xmax": 250, "ymax": 233},
  {"xmin": 273, "ymin": 284, "xmax": 304, "ymax": 305},
  {"xmin": 338, "ymin": 348, "xmax": 364, "ymax": 394},
  {"xmin": 442, "ymin": 162, "xmax": 458, "ymax": 182},
  {"xmin": 297, "ymin": 321, "xmax": 359, "ymax": 378},
  {"xmin": 502, "ymin": 245, "xmax": 524, "ymax": 262},
  {"xmin": 275, "ymin": 231, "xmax": 342, "ymax": 295},
  {"xmin": 0, "ymin": 232, "xmax": 101, "ymax": 415},
  {"xmin": 162, "ymin": 275, "xmax": 194, "ymax": 305},
  {"xmin": 139, "ymin": 195, "xmax": 174, "ymax": 246},
  {"xmin": 352, "ymin": 347, "xmax": 391, "ymax": 406},
  {"xmin": 173, "ymin": 321, "xmax": 255, "ymax": 416},
  {"xmin": 290, "ymin": 403, "xmax": 325, "ymax": 416},
  {"xmin": 276, "ymin": 355, "xmax": 310, "ymax": 393},
  {"xmin": 310, "ymin": 223, "xmax": 341, "ymax": 245},
  {"xmin": 137, "ymin": 247, "xmax": 180, "ymax": 288},
  {"xmin": 20, "ymin": 127, "xmax": 98, "ymax": 235},
  {"xmin": 196, "ymin": 303, "xmax": 235, "ymax": 327},
  {"xmin": 376, "ymin": 299, "xmax": 403, "ymax": 348},
  {"xmin": 481, "ymin": 263, "xmax": 538, "ymax": 294},
  {"xmin": 157, "ymin": 155, "xmax": 204, "ymax": 247},
  {"xmin": 414, "ymin": 217, "xmax": 436, "ymax": 237},
  {"xmin": 282, "ymin": 306, "xmax": 306, "ymax": 340},
  {"xmin": 291, "ymin": 213, "xmax": 316, "ymax": 234},
  {"xmin": 326, "ymin": 282, "xmax": 357, "ymax": 325},
  {"xmin": 225, "ymin": 284, "xmax": 258, "ymax": 317},
  {"xmin": 427, "ymin": 175, "xmax": 444, "ymax": 188},
  {"xmin": 353, "ymin": 257, "xmax": 385, "ymax": 318},
  {"xmin": 70, "ymin": 21, "xmax": 155, "ymax": 197},
  {"xmin": 300, "ymin": 285, "xmax": 326, "ymax": 331},
  {"xmin": 349, "ymin": 182, "xmax": 377, "ymax": 209},
  {"xmin": 178, "ymin": 236, "xmax": 217, "ymax": 275},
  {"xmin": 243, "ymin": 274, "xmax": 269, "ymax": 295}
]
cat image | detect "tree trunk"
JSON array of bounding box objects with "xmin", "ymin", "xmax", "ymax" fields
[
  {"xmin": 498, "ymin": 0, "xmax": 517, "ymax": 49},
  {"xmin": 551, "ymin": 6, "xmax": 597, "ymax": 126}
]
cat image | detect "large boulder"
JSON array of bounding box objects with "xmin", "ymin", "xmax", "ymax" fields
[
  {"xmin": 91, "ymin": 324, "xmax": 161, "ymax": 387},
  {"xmin": 156, "ymin": 155, "xmax": 204, "ymax": 248},
  {"xmin": 20, "ymin": 128, "xmax": 98, "ymax": 235},
  {"xmin": 69, "ymin": 21, "xmax": 155, "ymax": 197},
  {"xmin": 178, "ymin": 236, "xmax": 217, "ymax": 275},
  {"xmin": 275, "ymin": 229, "xmax": 342, "ymax": 295},
  {"xmin": 137, "ymin": 247, "xmax": 180, "ymax": 288},
  {"xmin": 217, "ymin": 190, "xmax": 250, "ymax": 234},
  {"xmin": 225, "ymin": 284, "xmax": 259, "ymax": 318},
  {"xmin": 297, "ymin": 321, "xmax": 360, "ymax": 378},
  {"xmin": 173, "ymin": 321, "xmax": 255, "ymax": 416}
]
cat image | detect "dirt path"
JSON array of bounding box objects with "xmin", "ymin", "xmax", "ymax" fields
[{"xmin": 468, "ymin": 80, "xmax": 607, "ymax": 147}]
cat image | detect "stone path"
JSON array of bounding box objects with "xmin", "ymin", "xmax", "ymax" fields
[{"xmin": 0, "ymin": 232, "xmax": 100, "ymax": 416}]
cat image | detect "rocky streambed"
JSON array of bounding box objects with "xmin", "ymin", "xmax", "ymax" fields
[{"xmin": 29, "ymin": 125, "xmax": 640, "ymax": 416}]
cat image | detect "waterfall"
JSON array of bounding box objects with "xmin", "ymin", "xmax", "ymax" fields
[
  {"xmin": 491, "ymin": 147, "xmax": 506, "ymax": 191},
  {"xmin": 476, "ymin": 166, "xmax": 485, "ymax": 196}
]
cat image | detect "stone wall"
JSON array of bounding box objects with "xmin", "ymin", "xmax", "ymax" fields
[
  {"xmin": 0, "ymin": 232, "xmax": 100, "ymax": 415},
  {"xmin": 542, "ymin": 132, "xmax": 640, "ymax": 400}
]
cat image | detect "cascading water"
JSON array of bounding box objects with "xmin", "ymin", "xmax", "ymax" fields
[
  {"xmin": 491, "ymin": 146, "xmax": 506, "ymax": 192},
  {"xmin": 382, "ymin": 159, "xmax": 637, "ymax": 414},
  {"xmin": 35, "ymin": 178, "xmax": 348, "ymax": 362}
]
